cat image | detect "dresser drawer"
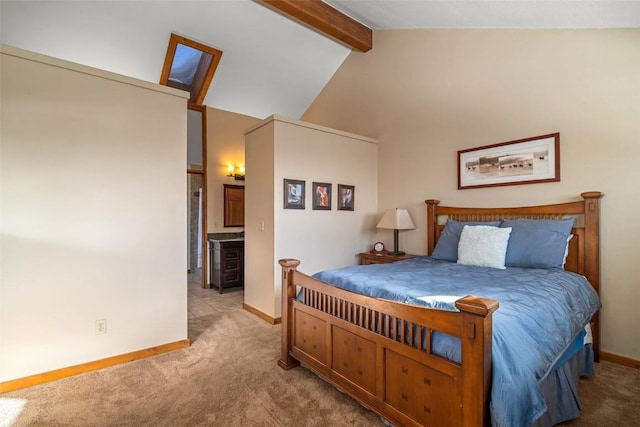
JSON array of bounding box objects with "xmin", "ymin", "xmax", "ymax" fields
[
  {"xmin": 223, "ymin": 259, "xmax": 241, "ymax": 271},
  {"xmin": 222, "ymin": 271, "xmax": 241, "ymax": 285},
  {"xmin": 222, "ymin": 249, "xmax": 241, "ymax": 260}
]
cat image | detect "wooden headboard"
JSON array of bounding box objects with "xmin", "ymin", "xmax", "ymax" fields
[{"xmin": 425, "ymin": 191, "xmax": 604, "ymax": 360}]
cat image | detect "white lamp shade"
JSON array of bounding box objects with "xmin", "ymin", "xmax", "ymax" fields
[{"xmin": 376, "ymin": 208, "xmax": 415, "ymax": 230}]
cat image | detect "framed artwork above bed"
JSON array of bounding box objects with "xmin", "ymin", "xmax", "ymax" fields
[{"xmin": 458, "ymin": 133, "xmax": 560, "ymax": 190}]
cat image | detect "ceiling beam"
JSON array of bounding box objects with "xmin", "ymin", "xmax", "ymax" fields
[{"xmin": 257, "ymin": 0, "xmax": 372, "ymax": 52}]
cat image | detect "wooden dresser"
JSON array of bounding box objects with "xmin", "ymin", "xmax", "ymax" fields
[{"xmin": 209, "ymin": 239, "xmax": 244, "ymax": 293}]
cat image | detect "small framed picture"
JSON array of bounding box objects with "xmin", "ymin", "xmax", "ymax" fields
[
  {"xmin": 337, "ymin": 184, "xmax": 355, "ymax": 211},
  {"xmin": 312, "ymin": 182, "xmax": 332, "ymax": 210},
  {"xmin": 283, "ymin": 179, "xmax": 305, "ymax": 209}
]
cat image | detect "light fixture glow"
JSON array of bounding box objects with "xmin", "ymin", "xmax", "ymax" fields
[{"xmin": 227, "ymin": 165, "xmax": 245, "ymax": 181}]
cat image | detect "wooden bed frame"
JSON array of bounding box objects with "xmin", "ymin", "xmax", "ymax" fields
[{"xmin": 278, "ymin": 191, "xmax": 603, "ymax": 427}]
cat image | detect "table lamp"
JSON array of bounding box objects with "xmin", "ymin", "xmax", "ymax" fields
[{"xmin": 376, "ymin": 208, "xmax": 415, "ymax": 255}]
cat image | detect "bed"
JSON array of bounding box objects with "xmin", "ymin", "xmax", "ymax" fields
[{"xmin": 277, "ymin": 191, "xmax": 603, "ymax": 427}]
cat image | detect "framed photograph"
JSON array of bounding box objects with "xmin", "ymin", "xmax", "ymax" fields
[
  {"xmin": 337, "ymin": 184, "xmax": 355, "ymax": 211},
  {"xmin": 312, "ymin": 182, "xmax": 332, "ymax": 210},
  {"xmin": 458, "ymin": 133, "xmax": 560, "ymax": 190},
  {"xmin": 283, "ymin": 179, "xmax": 305, "ymax": 209}
]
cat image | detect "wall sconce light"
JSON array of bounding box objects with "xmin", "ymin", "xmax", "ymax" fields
[
  {"xmin": 376, "ymin": 208, "xmax": 415, "ymax": 255},
  {"xmin": 227, "ymin": 165, "xmax": 245, "ymax": 181}
]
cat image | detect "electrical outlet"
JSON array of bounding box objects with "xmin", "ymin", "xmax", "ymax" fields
[
  {"xmin": 95, "ymin": 319, "xmax": 107, "ymax": 335},
  {"xmin": 259, "ymin": 221, "xmax": 265, "ymax": 231}
]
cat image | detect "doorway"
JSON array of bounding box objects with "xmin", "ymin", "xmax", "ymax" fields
[
  {"xmin": 187, "ymin": 173, "xmax": 204, "ymax": 284},
  {"xmin": 187, "ymin": 105, "xmax": 207, "ymax": 288}
]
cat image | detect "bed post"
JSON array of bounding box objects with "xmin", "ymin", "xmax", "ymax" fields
[
  {"xmin": 425, "ymin": 199, "xmax": 440, "ymax": 255},
  {"xmin": 455, "ymin": 295, "xmax": 499, "ymax": 427},
  {"xmin": 278, "ymin": 258, "xmax": 301, "ymax": 370},
  {"xmin": 581, "ymin": 191, "xmax": 603, "ymax": 362}
]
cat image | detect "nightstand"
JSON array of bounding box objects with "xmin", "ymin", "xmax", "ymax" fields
[{"xmin": 358, "ymin": 252, "xmax": 417, "ymax": 265}]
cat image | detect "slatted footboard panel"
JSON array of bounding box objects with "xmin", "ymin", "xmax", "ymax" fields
[{"xmin": 278, "ymin": 260, "xmax": 498, "ymax": 427}]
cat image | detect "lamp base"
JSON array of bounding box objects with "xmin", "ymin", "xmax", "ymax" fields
[{"xmin": 391, "ymin": 229, "xmax": 405, "ymax": 256}]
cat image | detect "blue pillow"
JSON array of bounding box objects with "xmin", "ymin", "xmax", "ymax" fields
[
  {"xmin": 500, "ymin": 218, "xmax": 575, "ymax": 269},
  {"xmin": 432, "ymin": 220, "xmax": 501, "ymax": 262}
]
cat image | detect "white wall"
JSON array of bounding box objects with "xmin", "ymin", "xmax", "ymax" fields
[
  {"xmin": 0, "ymin": 45, "xmax": 189, "ymax": 382},
  {"xmin": 244, "ymin": 121, "xmax": 276, "ymax": 317},
  {"xmin": 245, "ymin": 116, "xmax": 378, "ymax": 318}
]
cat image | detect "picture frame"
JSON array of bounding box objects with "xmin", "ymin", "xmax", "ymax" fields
[
  {"xmin": 312, "ymin": 182, "xmax": 332, "ymax": 210},
  {"xmin": 337, "ymin": 184, "xmax": 355, "ymax": 211},
  {"xmin": 283, "ymin": 179, "xmax": 305, "ymax": 209},
  {"xmin": 458, "ymin": 133, "xmax": 560, "ymax": 190}
]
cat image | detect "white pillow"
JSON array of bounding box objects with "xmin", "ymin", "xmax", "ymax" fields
[{"xmin": 457, "ymin": 225, "xmax": 512, "ymax": 269}]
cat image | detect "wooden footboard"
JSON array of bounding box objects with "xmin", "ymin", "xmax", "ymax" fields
[
  {"xmin": 278, "ymin": 259, "xmax": 498, "ymax": 427},
  {"xmin": 277, "ymin": 192, "xmax": 602, "ymax": 426}
]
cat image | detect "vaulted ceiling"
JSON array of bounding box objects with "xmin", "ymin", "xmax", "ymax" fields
[{"xmin": 1, "ymin": 1, "xmax": 638, "ymax": 120}]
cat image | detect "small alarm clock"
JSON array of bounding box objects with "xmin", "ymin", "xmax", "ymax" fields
[{"xmin": 370, "ymin": 241, "xmax": 388, "ymax": 255}]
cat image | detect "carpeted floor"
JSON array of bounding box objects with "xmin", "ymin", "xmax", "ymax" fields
[{"xmin": 1, "ymin": 279, "xmax": 638, "ymax": 426}]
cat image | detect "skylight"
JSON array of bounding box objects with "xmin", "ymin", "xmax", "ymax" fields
[
  {"xmin": 169, "ymin": 44, "xmax": 204, "ymax": 85},
  {"xmin": 160, "ymin": 33, "xmax": 223, "ymax": 106}
]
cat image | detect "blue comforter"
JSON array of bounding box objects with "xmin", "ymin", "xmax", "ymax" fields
[{"xmin": 312, "ymin": 256, "xmax": 601, "ymax": 427}]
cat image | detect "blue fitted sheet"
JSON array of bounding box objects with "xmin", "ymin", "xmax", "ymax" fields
[{"xmin": 312, "ymin": 256, "xmax": 601, "ymax": 427}]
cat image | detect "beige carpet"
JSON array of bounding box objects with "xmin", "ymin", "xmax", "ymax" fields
[{"xmin": 1, "ymin": 280, "xmax": 638, "ymax": 426}]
